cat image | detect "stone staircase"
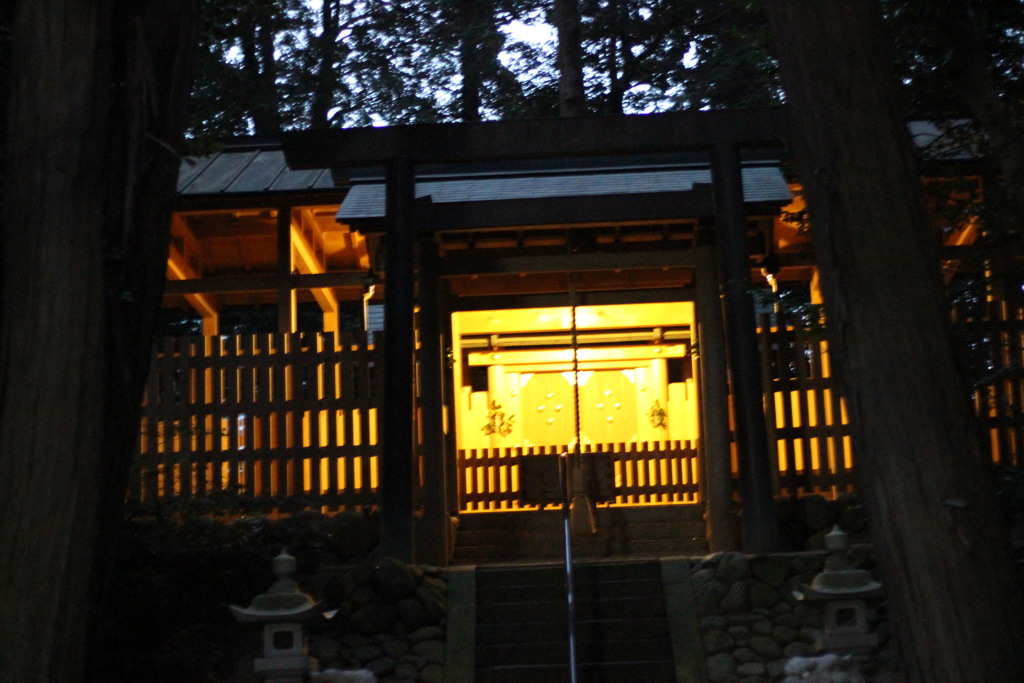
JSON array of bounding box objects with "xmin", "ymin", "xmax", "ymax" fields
[
  {"xmin": 452, "ymin": 504, "xmax": 708, "ymax": 564},
  {"xmin": 443, "ymin": 558, "xmax": 707, "ymax": 683}
]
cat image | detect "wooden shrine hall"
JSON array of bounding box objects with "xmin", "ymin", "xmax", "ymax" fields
[
  {"xmin": 279, "ymin": 108, "xmax": 795, "ymax": 561},
  {"xmin": 136, "ymin": 108, "xmax": 877, "ymax": 565}
]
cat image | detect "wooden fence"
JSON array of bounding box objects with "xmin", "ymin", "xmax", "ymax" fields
[
  {"xmin": 131, "ymin": 304, "xmax": 1024, "ymax": 514},
  {"xmin": 953, "ymin": 301, "xmax": 1024, "ymax": 467},
  {"xmin": 130, "ymin": 331, "xmax": 383, "ymax": 509},
  {"xmin": 752, "ymin": 302, "xmax": 1024, "ymax": 499},
  {"xmin": 754, "ymin": 315, "xmax": 855, "ymax": 498},
  {"xmin": 456, "ymin": 440, "xmax": 701, "ymax": 512}
]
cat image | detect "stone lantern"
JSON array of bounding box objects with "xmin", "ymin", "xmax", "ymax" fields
[
  {"xmin": 231, "ymin": 549, "xmax": 324, "ymax": 683},
  {"xmin": 794, "ymin": 525, "xmax": 883, "ymax": 653}
]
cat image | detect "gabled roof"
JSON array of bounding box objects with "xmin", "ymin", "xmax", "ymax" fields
[
  {"xmin": 340, "ymin": 163, "xmax": 789, "ymax": 219},
  {"xmin": 335, "ymin": 156, "xmax": 792, "ymax": 231},
  {"xmin": 176, "ymin": 138, "xmax": 337, "ymax": 197}
]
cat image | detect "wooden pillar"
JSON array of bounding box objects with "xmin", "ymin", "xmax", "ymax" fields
[
  {"xmin": 417, "ymin": 234, "xmax": 450, "ymax": 565},
  {"xmin": 442, "ymin": 297, "xmax": 460, "ymax": 517},
  {"xmin": 276, "ymin": 206, "xmax": 296, "ymax": 334},
  {"xmin": 696, "ymin": 250, "xmax": 738, "ymax": 551},
  {"xmin": 380, "ymin": 158, "xmax": 417, "ymax": 563},
  {"xmin": 712, "ymin": 143, "xmax": 778, "ymax": 553}
]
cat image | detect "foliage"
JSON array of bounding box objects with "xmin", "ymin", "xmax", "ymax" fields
[{"xmin": 185, "ymin": 0, "xmax": 1023, "ymax": 140}]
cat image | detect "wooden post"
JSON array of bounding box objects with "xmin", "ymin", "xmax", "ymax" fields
[
  {"xmin": 442, "ymin": 294, "xmax": 460, "ymax": 517},
  {"xmin": 712, "ymin": 142, "xmax": 778, "ymax": 553},
  {"xmin": 277, "ymin": 206, "xmax": 296, "ymax": 334},
  {"xmin": 417, "ymin": 234, "xmax": 450, "ymax": 565},
  {"xmin": 695, "ymin": 249, "xmax": 738, "ymax": 551},
  {"xmin": 380, "ymin": 158, "xmax": 417, "ymax": 563}
]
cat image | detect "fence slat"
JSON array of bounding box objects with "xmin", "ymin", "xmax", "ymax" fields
[{"xmin": 132, "ymin": 331, "xmax": 383, "ymax": 511}]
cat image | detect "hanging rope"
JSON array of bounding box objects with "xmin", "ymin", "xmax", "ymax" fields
[
  {"xmin": 569, "ymin": 273, "xmax": 582, "ymax": 463},
  {"xmin": 564, "ymin": 271, "xmax": 581, "ymax": 683}
]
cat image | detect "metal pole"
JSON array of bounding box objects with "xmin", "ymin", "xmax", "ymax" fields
[{"xmin": 561, "ymin": 451, "xmax": 579, "ymax": 683}]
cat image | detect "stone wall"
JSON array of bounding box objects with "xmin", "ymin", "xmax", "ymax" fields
[
  {"xmin": 690, "ymin": 551, "xmax": 901, "ymax": 683},
  {"xmin": 300, "ymin": 558, "xmax": 448, "ymax": 683}
]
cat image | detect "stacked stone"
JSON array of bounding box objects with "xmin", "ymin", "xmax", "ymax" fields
[
  {"xmin": 691, "ymin": 552, "xmax": 899, "ymax": 682},
  {"xmin": 311, "ymin": 558, "xmax": 447, "ymax": 683}
]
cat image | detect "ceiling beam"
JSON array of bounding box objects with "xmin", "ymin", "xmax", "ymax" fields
[
  {"xmin": 441, "ymin": 246, "xmax": 706, "ymax": 276},
  {"xmin": 163, "ymin": 271, "xmax": 369, "ymax": 296},
  {"xmin": 282, "ymin": 107, "xmax": 788, "ymax": 168},
  {"xmin": 168, "ymin": 215, "xmax": 220, "ymax": 321},
  {"xmin": 293, "ymin": 209, "xmax": 340, "ymax": 317}
]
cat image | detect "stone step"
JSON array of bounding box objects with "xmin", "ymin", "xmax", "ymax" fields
[
  {"xmin": 454, "ymin": 506, "xmax": 708, "ymax": 564},
  {"xmin": 476, "ymin": 592, "xmax": 665, "ymax": 624},
  {"xmin": 477, "ymin": 615, "xmax": 671, "ymax": 646},
  {"xmin": 475, "ymin": 659, "xmax": 678, "ymax": 683},
  {"xmin": 477, "ymin": 575, "xmax": 663, "ymax": 603},
  {"xmin": 457, "ymin": 504, "xmax": 705, "ymax": 530},
  {"xmin": 476, "ymin": 558, "xmax": 662, "ymax": 587},
  {"xmin": 471, "ymin": 559, "xmax": 679, "ymax": 682},
  {"xmin": 477, "ymin": 636, "xmax": 674, "ymax": 668},
  {"xmin": 455, "ymin": 535, "xmax": 706, "ymax": 563}
]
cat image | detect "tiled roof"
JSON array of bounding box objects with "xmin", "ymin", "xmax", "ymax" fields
[
  {"xmin": 337, "ymin": 163, "xmax": 791, "ymax": 221},
  {"xmin": 176, "ymin": 120, "xmax": 972, "ymax": 201},
  {"xmin": 176, "ymin": 140, "xmax": 336, "ymax": 196}
]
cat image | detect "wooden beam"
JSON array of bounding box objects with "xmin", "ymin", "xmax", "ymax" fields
[
  {"xmin": 174, "ymin": 190, "xmax": 348, "ymax": 213},
  {"xmin": 455, "ymin": 301, "xmax": 693, "ymax": 335},
  {"xmin": 293, "ymin": 209, "xmax": 340, "ymax": 330},
  {"xmin": 451, "ymin": 287, "xmax": 693, "ymax": 312},
  {"xmin": 380, "ymin": 158, "xmax": 417, "ymax": 563},
  {"xmin": 441, "ymin": 246, "xmax": 704, "ymax": 277},
  {"xmin": 277, "ymin": 206, "xmax": 296, "ymax": 334},
  {"xmin": 713, "ymin": 142, "xmax": 778, "ymax": 552},
  {"xmin": 163, "ymin": 271, "xmax": 370, "ymax": 296},
  {"xmin": 419, "ymin": 190, "xmax": 716, "ymax": 232},
  {"xmin": 416, "ymin": 236, "xmax": 450, "ymax": 565},
  {"xmin": 347, "ymin": 193, "xmax": 787, "ymax": 236},
  {"xmin": 467, "ymin": 344, "xmax": 688, "ymax": 367},
  {"xmin": 696, "ymin": 250, "xmax": 738, "ymax": 552},
  {"xmin": 282, "ymin": 107, "xmax": 788, "ymax": 168},
  {"xmin": 167, "ymin": 215, "xmax": 219, "ymax": 329},
  {"xmin": 446, "ymin": 270, "xmax": 693, "ymax": 297}
]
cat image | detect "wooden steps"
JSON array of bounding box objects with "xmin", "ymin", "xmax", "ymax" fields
[{"xmin": 452, "ymin": 504, "xmax": 708, "ymax": 564}]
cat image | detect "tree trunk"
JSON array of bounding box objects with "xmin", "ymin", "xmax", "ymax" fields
[
  {"xmin": 457, "ymin": 0, "xmax": 486, "ymax": 122},
  {"xmin": 553, "ymin": 0, "xmax": 586, "ymax": 116},
  {"xmin": 310, "ymin": 0, "xmax": 340, "ymax": 128},
  {"xmin": 240, "ymin": 13, "xmax": 279, "ymax": 135},
  {"xmin": 0, "ymin": 2, "xmax": 197, "ymax": 680},
  {"xmin": 765, "ymin": 2, "xmax": 1024, "ymax": 681}
]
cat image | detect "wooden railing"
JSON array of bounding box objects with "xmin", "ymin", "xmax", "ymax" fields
[
  {"xmin": 130, "ymin": 331, "xmax": 383, "ymax": 510},
  {"xmin": 456, "ymin": 440, "xmax": 701, "ymax": 512},
  {"xmin": 755, "ymin": 316, "xmax": 855, "ymax": 498}
]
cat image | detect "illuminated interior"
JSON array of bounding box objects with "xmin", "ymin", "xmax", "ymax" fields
[{"xmin": 451, "ymin": 302, "xmax": 701, "ymax": 450}]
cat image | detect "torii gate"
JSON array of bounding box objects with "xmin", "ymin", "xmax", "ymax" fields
[{"xmin": 282, "ymin": 107, "xmax": 787, "ymax": 563}]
